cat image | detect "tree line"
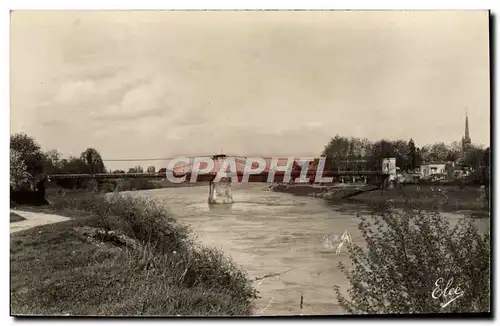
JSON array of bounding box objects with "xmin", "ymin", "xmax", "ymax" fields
[
  {"xmin": 322, "ymin": 135, "xmax": 490, "ymax": 172},
  {"xmin": 10, "ymin": 132, "xmax": 491, "ymax": 190},
  {"xmin": 10, "ymin": 133, "xmax": 156, "ymax": 191}
]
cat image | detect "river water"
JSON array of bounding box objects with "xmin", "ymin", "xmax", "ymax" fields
[{"xmin": 124, "ymin": 183, "xmax": 489, "ymax": 316}]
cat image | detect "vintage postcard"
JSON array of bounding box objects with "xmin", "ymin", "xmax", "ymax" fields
[{"xmin": 10, "ymin": 10, "xmax": 491, "ymax": 317}]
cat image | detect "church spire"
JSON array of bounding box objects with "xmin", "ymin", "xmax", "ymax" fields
[
  {"xmin": 465, "ymin": 112, "xmax": 470, "ymax": 140},
  {"xmin": 462, "ymin": 111, "xmax": 471, "ymax": 157}
]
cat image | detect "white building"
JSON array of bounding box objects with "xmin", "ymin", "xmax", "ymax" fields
[{"xmin": 420, "ymin": 163, "xmax": 446, "ymax": 178}]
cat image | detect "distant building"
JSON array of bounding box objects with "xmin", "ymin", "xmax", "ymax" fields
[
  {"xmin": 461, "ymin": 113, "xmax": 472, "ymax": 157},
  {"xmin": 420, "ymin": 163, "xmax": 446, "ymax": 178}
]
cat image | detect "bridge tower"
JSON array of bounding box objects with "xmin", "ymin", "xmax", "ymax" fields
[
  {"xmin": 208, "ymin": 154, "xmax": 234, "ymax": 204},
  {"xmin": 381, "ymin": 157, "xmax": 397, "ymax": 189}
]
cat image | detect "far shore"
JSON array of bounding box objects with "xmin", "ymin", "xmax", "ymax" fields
[{"xmin": 270, "ymin": 183, "xmax": 489, "ymax": 214}]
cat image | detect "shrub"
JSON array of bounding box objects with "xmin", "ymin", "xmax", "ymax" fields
[
  {"xmin": 57, "ymin": 193, "xmax": 259, "ymax": 314},
  {"xmin": 10, "ymin": 148, "xmax": 27, "ymax": 190},
  {"xmin": 334, "ymin": 204, "xmax": 490, "ymax": 314},
  {"xmin": 98, "ymin": 194, "xmax": 193, "ymax": 254},
  {"xmin": 11, "ymin": 215, "xmax": 257, "ymax": 316},
  {"xmin": 115, "ymin": 179, "xmax": 158, "ymax": 191}
]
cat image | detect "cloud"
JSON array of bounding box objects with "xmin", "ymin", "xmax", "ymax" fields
[{"xmin": 10, "ymin": 11, "xmax": 490, "ymax": 168}]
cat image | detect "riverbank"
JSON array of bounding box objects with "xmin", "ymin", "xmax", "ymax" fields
[
  {"xmin": 10, "ymin": 193, "xmax": 257, "ymax": 316},
  {"xmin": 271, "ymin": 183, "xmax": 489, "ymax": 213}
]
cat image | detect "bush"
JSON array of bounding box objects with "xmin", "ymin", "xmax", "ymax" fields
[
  {"xmin": 38, "ymin": 193, "xmax": 258, "ymax": 315},
  {"xmin": 10, "ymin": 148, "xmax": 27, "ymax": 190},
  {"xmin": 334, "ymin": 204, "xmax": 490, "ymax": 314},
  {"xmin": 115, "ymin": 179, "xmax": 158, "ymax": 191},
  {"xmin": 96, "ymin": 194, "xmax": 194, "ymax": 254}
]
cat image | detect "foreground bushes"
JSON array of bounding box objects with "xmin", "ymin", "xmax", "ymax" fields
[
  {"xmin": 11, "ymin": 194, "xmax": 258, "ymax": 316},
  {"xmin": 334, "ymin": 204, "xmax": 490, "ymax": 314}
]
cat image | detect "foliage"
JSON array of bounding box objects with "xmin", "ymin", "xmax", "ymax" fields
[
  {"xmin": 10, "ymin": 133, "xmax": 45, "ymax": 176},
  {"xmin": 80, "ymin": 148, "xmax": 106, "ymax": 174},
  {"xmin": 407, "ymin": 139, "xmax": 418, "ymax": 170},
  {"xmin": 10, "ymin": 148, "xmax": 27, "ymax": 190},
  {"xmin": 322, "ymin": 134, "xmax": 489, "ymax": 173},
  {"xmin": 115, "ymin": 179, "xmax": 158, "ymax": 191},
  {"xmin": 43, "ymin": 149, "xmax": 62, "ymax": 174},
  {"xmin": 128, "ymin": 166, "xmax": 144, "ymax": 173},
  {"xmin": 334, "ymin": 205, "xmax": 490, "ymax": 314},
  {"xmin": 10, "ymin": 194, "xmax": 259, "ymax": 316},
  {"xmin": 464, "ymin": 146, "xmax": 486, "ymax": 169}
]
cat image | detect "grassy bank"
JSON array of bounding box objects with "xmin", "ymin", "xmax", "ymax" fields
[
  {"xmin": 347, "ymin": 184, "xmax": 488, "ymax": 212},
  {"xmin": 51, "ymin": 178, "xmax": 208, "ymax": 194},
  {"xmin": 272, "ymin": 183, "xmax": 489, "ymax": 212},
  {"xmin": 10, "ymin": 193, "xmax": 258, "ymax": 316},
  {"xmin": 10, "ymin": 212, "xmax": 25, "ymax": 223}
]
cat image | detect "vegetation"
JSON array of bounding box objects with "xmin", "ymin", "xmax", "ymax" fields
[
  {"xmin": 10, "ymin": 194, "xmax": 258, "ymax": 316},
  {"xmin": 10, "ymin": 212, "xmax": 25, "ymax": 223},
  {"xmin": 10, "ymin": 148, "xmax": 26, "ymax": 190},
  {"xmin": 334, "ymin": 204, "xmax": 490, "ymax": 314},
  {"xmin": 10, "ymin": 133, "xmax": 46, "ymax": 177},
  {"xmin": 80, "ymin": 148, "xmax": 106, "ymax": 174},
  {"xmin": 322, "ymin": 135, "xmax": 489, "ymax": 173},
  {"xmin": 9, "ymin": 132, "xmax": 163, "ymax": 192}
]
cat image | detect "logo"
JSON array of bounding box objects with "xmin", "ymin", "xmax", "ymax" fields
[
  {"xmin": 165, "ymin": 156, "xmax": 335, "ymax": 184},
  {"xmin": 431, "ymin": 277, "xmax": 464, "ymax": 308}
]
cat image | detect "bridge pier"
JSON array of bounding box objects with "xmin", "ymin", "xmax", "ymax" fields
[
  {"xmin": 208, "ymin": 154, "xmax": 234, "ymax": 204},
  {"xmin": 208, "ymin": 177, "xmax": 234, "ymax": 204}
]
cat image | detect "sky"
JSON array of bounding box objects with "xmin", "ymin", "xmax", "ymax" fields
[{"xmin": 10, "ymin": 11, "xmax": 490, "ymax": 171}]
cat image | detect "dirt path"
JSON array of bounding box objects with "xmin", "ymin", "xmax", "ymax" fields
[{"xmin": 10, "ymin": 210, "xmax": 71, "ymax": 234}]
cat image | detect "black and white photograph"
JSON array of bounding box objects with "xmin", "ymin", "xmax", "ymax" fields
[{"xmin": 9, "ymin": 9, "xmax": 491, "ymax": 317}]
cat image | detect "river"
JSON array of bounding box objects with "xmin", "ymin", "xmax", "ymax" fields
[{"xmin": 124, "ymin": 183, "xmax": 489, "ymax": 316}]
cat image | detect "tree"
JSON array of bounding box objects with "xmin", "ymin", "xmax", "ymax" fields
[
  {"xmin": 408, "ymin": 139, "xmax": 417, "ymax": 170},
  {"xmin": 368, "ymin": 140, "xmax": 395, "ymax": 170},
  {"xmin": 147, "ymin": 166, "xmax": 156, "ymax": 174},
  {"xmin": 482, "ymin": 147, "xmax": 490, "ymax": 168},
  {"xmin": 10, "ymin": 148, "xmax": 26, "ymax": 190},
  {"xmin": 59, "ymin": 157, "xmax": 90, "ymax": 174},
  {"xmin": 428, "ymin": 142, "xmax": 449, "ymax": 162},
  {"xmin": 128, "ymin": 166, "xmax": 144, "ymax": 173},
  {"xmin": 10, "ymin": 133, "xmax": 44, "ymax": 176},
  {"xmin": 464, "ymin": 145, "xmax": 485, "ymax": 170},
  {"xmin": 334, "ymin": 206, "xmax": 490, "ymax": 314},
  {"xmin": 323, "ymin": 136, "xmax": 374, "ymax": 171},
  {"xmin": 419, "ymin": 145, "xmax": 431, "ymax": 164},
  {"xmin": 392, "ymin": 140, "xmax": 410, "ymax": 170},
  {"xmin": 42, "ymin": 149, "xmax": 62, "ymax": 174},
  {"xmin": 323, "ymin": 135, "xmax": 351, "ymax": 169},
  {"xmin": 80, "ymin": 148, "xmax": 106, "ymax": 174},
  {"xmin": 447, "ymin": 141, "xmax": 462, "ymax": 162}
]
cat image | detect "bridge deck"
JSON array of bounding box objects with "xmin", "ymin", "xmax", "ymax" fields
[{"xmin": 48, "ymin": 171, "xmax": 389, "ymax": 182}]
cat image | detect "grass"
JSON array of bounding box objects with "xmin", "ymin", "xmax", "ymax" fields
[
  {"xmin": 14, "ymin": 188, "xmax": 103, "ymax": 219},
  {"xmin": 10, "ymin": 212, "xmax": 25, "ymax": 223},
  {"xmin": 10, "ymin": 192, "xmax": 258, "ymax": 316},
  {"xmin": 350, "ymin": 184, "xmax": 488, "ymax": 211},
  {"xmin": 273, "ymin": 183, "xmax": 489, "ymax": 212}
]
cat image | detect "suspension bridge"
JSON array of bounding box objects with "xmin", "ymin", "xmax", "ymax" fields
[
  {"xmin": 47, "ymin": 154, "xmax": 393, "ymax": 184},
  {"xmin": 20, "ymin": 154, "xmax": 394, "ymax": 205}
]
